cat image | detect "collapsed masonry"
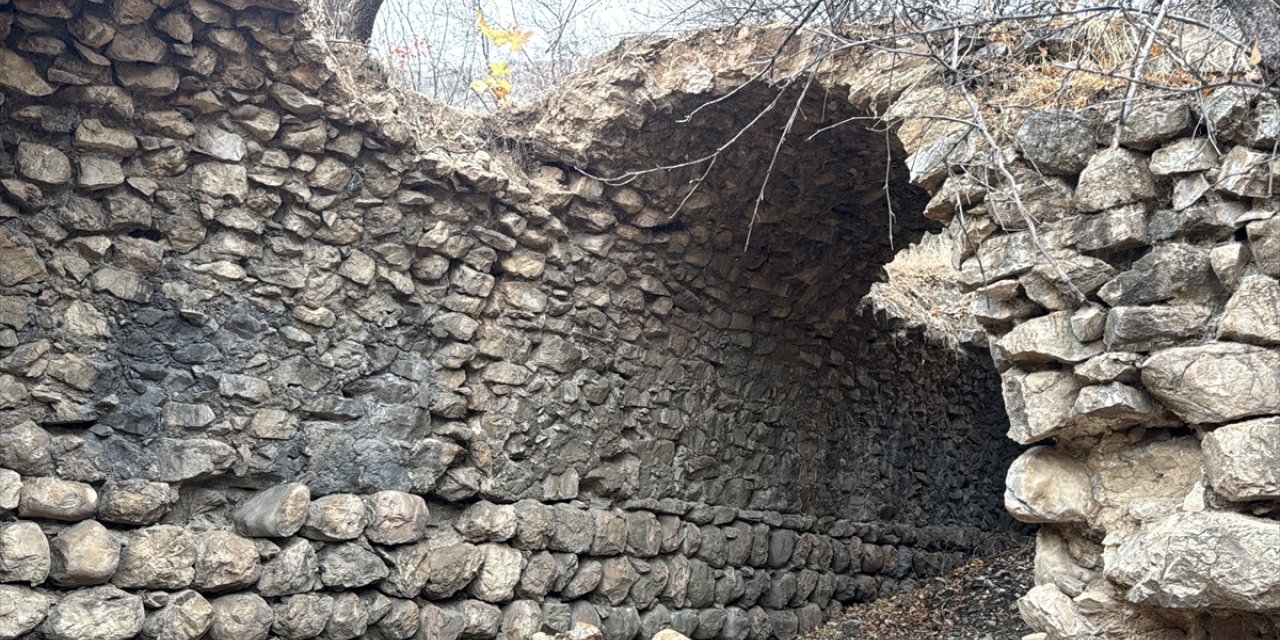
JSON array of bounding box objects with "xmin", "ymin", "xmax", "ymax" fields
[{"xmin": 0, "ymin": 1, "xmax": 1273, "ymax": 640}]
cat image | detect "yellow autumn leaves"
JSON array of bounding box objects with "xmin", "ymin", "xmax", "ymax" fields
[{"xmin": 470, "ymin": 11, "xmax": 533, "ymax": 107}]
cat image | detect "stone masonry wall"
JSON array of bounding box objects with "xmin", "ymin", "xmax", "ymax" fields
[{"xmin": 0, "ymin": 3, "xmax": 1020, "ymax": 640}]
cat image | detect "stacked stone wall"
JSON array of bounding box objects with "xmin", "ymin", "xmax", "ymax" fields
[{"xmin": 0, "ymin": 2, "xmax": 1021, "ymax": 639}]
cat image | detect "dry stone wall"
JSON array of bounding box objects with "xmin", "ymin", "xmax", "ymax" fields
[
  {"xmin": 913, "ymin": 89, "xmax": 1280, "ymax": 638},
  {"xmin": 0, "ymin": 3, "xmax": 1021, "ymax": 640}
]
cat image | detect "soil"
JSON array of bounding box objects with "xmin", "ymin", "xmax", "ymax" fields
[{"xmin": 806, "ymin": 542, "xmax": 1036, "ymax": 640}]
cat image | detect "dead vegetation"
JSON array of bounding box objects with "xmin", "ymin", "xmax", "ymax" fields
[{"xmin": 865, "ymin": 232, "xmax": 976, "ymax": 350}]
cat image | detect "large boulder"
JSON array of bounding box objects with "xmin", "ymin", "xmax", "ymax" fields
[
  {"xmin": 1142, "ymin": 343, "xmax": 1280, "ymax": 424},
  {"xmin": 1202, "ymin": 418, "xmax": 1280, "ymax": 502},
  {"xmin": 1005, "ymin": 447, "xmax": 1096, "ymax": 523}
]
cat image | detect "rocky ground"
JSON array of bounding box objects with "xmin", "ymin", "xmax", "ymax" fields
[{"xmin": 805, "ymin": 542, "xmax": 1035, "ymax": 640}]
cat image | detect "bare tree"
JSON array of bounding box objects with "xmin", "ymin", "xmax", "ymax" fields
[
  {"xmin": 1222, "ymin": 0, "xmax": 1280, "ymax": 79},
  {"xmin": 317, "ymin": 0, "xmax": 386, "ymax": 42}
]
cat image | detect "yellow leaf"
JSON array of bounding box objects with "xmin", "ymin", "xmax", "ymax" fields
[
  {"xmin": 489, "ymin": 61, "xmax": 511, "ymax": 77},
  {"xmin": 470, "ymin": 79, "xmax": 490, "ymax": 94},
  {"xmin": 476, "ymin": 10, "xmax": 533, "ymax": 52},
  {"xmin": 1250, "ymin": 42, "xmax": 1263, "ymax": 66}
]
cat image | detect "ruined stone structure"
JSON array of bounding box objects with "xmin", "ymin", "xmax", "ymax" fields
[{"xmin": 0, "ymin": 0, "xmax": 1275, "ymax": 639}]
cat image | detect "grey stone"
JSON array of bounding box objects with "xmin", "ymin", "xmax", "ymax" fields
[
  {"xmin": 1149, "ymin": 138, "xmax": 1218, "ymax": 175},
  {"xmin": 456, "ymin": 500, "xmax": 518, "ymax": 542},
  {"xmin": 0, "ymin": 521, "xmax": 50, "ymax": 585},
  {"xmin": 193, "ymin": 126, "xmax": 247, "ymax": 162},
  {"xmin": 1116, "ymin": 102, "xmax": 1190, "ymax": 149},
  {"xmin": 995, "ymin": 310, "xmax": 1103, "ymax": 365},
  {"xmin": 258, "ymin": 539, "xmax": 321, "ymax": 597},
  {"xmin": 596, "ymin": 557, "xmax": 640, "ymax": 606},
  {"xmin": 0, "ymin": 48, "xmax": 55, "ymax": 96},
  {"xmin": 321, "ymin": 592, "xmax": 368, "ymax": 640},
  {"xmin": 16, "ymin": 142, "xmax": 71, "ymax": 185},
  {"xmin": 19, "ymin": 477, "xmax": 97, "ymax": 521},
  {"xmin": 1002, "ymin": 368, "xmax": 1084, "ymax": 444},
  {"xmin": 1075, "ymin": 148, "xmax": 1155, "ymax": 212},
  {"xmin": 318, "ymin": 541, "xmax": 387, "ymax": 589},
  {"xmin": 49, "ymin": 520, "xmax": 119, "ymax": 587},
  {"xmin": 469, "ymin": 543, "xmax": 525, "ymax": 603},
  {"xmin": 1143, "ymin": 343, "xmax": 1280, "ymax": 424},
  {"xmin": 1211, "ymin": 242, "xmax": 1250, "ymax": 290},
  {"xmin": 1098, "ymin": 244, "xmax": 1215, "ymax": 306},
  {"xmin": 1073, "ymin": 204, "xmax": 1147, "ymax": 253},
  {"xmin": 1249, "ymin": 216, "xmax": 1280, "ymax": 278},
  {"xmin": 1016, "ymin": 112, "xmax": 1096, "ymax": 174},
  {"xmin": 1216, "ymin": 146, "xmax": 1271, "ymax": 198},
  {"xmin": 193, "ymin": 531, "xmax": 261, "ymax": 592},
  {"xmin": 1104, "ymin": 305, "xmax": 1212, "ymax": 352},
  {"xmin": 114, "ymin": 525, "xmax": 196, "ymax": 589},
  {"xmin": 0, "ymin": 470, "xmax": 19, "ymax": 513},
  {"xmin": 98, "ymin": 479, "xmax": 177, "ymax": 525},
  {"xmin": 301, "ymin": 493, "xmax": 369, "ymax": 541},
  {"xmin": 208, "ymin": 593, "xmax": 273, "ymax": 640},
  {"xmin": 423, "ymin": 543, "xmax": 484, "ymax": 599},
  {"xmin": 0, "ymin": 585, "xmax": 50, "ymax": 639},
  {"xmin": 1218, "ymin": 274, "xmax": 1280, "ymax": 345},
  {"xmin": 1107, "ymin": 511, "xmax": 1280, "ymax": 610},
  {"xmin": 549, "ymin": 505, "xmax": 595, "ymax": 553},
  {"xmin": 0, "ymin": 421, "xmax": 53, "ymax": 475},
  {"xmin": 44, "ymin": 586, "xmax": 144, "ymax": 640},
  {"xmin": 234, "ymin": 483, "xmax": 310, "ymax": 538},
  {"xmin": 141, "ymin": 589, "xmax": 213, "ymax": 640},
  {"xmin": 365, "ymin": 491, "xmax": 428, "ymax": 545},
  {"xmin": 1202, "ymin": 417, "xmax": 1280, "ymax": 502},
  {"xmin": 372, "ymin": 598, "xmax": 418, "ymax": 639}
]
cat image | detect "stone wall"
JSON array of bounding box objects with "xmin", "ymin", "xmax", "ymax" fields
[
  {"xmin": 912, "ymin": 88, "xmax": 1280, "ymax": 638},
  {"xmin": 0, "ymin": 2, "xmax": 1021, "ymax": 639}
]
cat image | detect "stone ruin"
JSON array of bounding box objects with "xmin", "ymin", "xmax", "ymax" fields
[{"xmin": 0, "ymin": 1, "xmax": 1274, "ymax": 639}]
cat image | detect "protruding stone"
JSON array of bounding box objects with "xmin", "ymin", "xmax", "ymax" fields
[
  {"xmin": 456, "ymin": 501, "xmax": 518, "ymax": 542},
  {"xmin": 15, "ymin": 142, "xmax": 71, "ymax": 186},
  {"xmin": 301, "ymin": 493, "xmax": 368, "ymax": 541},
  {"xmin": 1106, "ymin": 511, "xmax": 1280, "ymax": 610},
  {"xmin": 98, "ymin": 479, "xmax": 176, "ymax": 525},
  {"xmin": 19, "ymin": 477, "xmax": 97, "ymax": 521},
  {"xmin": 1015, "ymin": 111, "xmax": 1096, "ymax": 174},
  {"xmin": 0, "ymin": 585, "xmax": 50, "ymax": 638},
  {"xmin": 1006, "ymin": 446, "xmax": 1095, "ymax": 525},
  {"xmin": 0, "ymin": 421, "xmax": 53, "ymax": 475},
  {"xmin": 469, "ymin": 544, "xmax": 526, "ymax": 603},
  {"xmin": 141, "ymin": 589, "xmax": 213, "ymax": 640},
  {"xmin": 1142, "ymin": 343, "xmax": 1280, "ymax": 424},
  {"xmin": 193, "ymin": 531, "xmax": 261, "ymax": 592},
  {"xmin": 1202, "ymin": 417, "xmax": 1280, "ymax": 502},
  {"xmin": 43, "ymin": 586, "xmax": 145, "ymax": 640},
  {"xmin": 114, "ymin": 525, "xmax": 196, "ymax": 590},
  {"xmin": 208, "ymin": 593, "xmax": 273, "ymax": 640},
  {"xmin": 1002, "ymin": 369, "xmax": 1084, "ymax": 444},
  {"xmin": 233, "ymin": 483, "xmax": 310, "ymax": 538},
  {"xmin": 995, "ymin": 310, "xmax": 1103, "ymax": 365},
  {"xmin": 1075, "ymin": 148, "xmax": 1155, "ymax": 212},
  {"xmin": 258, "ymin": 539, "xmax": 321, "ymax": 597},
  {"xmin": 365, "ymin": 491, "xmax": 428, "ymax": 545},
  {"xmin": 0, "ymin": 521, "xmax": 50, "ymax": 585},
  {"xmin": 1218, "ymin": 274, "xmax": 1280, "ymax": 345},
  {"xmin": 271, "ymin": 593, "xmax": 333, "ymax": 640},
  {"xmin": 49, "ymin": 520, "xmax": 120, "ymax": 587}
]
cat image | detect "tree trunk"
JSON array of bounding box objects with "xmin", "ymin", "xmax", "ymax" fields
[
  {"xmin": 319, "ymin": 0, "xmax": 385, "ymax": 42},
  {"xmin": 1222, "ymin": 0, "xmax": 1280, "ymax": 80}
]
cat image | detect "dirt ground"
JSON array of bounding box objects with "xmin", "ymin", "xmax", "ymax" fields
[{"xmin": 806, "ymin": 542, "xmax": 1036, "ymax": 640}]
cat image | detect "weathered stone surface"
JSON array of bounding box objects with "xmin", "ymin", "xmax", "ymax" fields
[
  {"xmin": 1142, "ymin": 343, "xmax": 1280, "ymax": 424},
  {"xmin": 1002, "ymin": 369, "xmax": 1084, "ymax": 444},
  {"xmin": 141, "ymin": 589, "xmax": 213, "ymax": 640},
  {"xmin": 365, "ymin": 491, "xmax": 428, "ymax": 545},
  {"xmin": 0, "ymin": 48, "xmax": 55, "ymax": 96},
  {"xmin": 114, "ymin": 525, "xmax": 196, "ymax": 589},
  {"xmin": 1075, "ymin": 148, "xmax": 1155, "ymax": 212},
  {"xmin": 44, "ymin": 586, "xmax": 145, "ymax": 640},
  {"xmin": 1104, "ymin": 304, "xmax": 1213, "ymax": 352},
  {"xmin": 995, "ymin": 311, "xmax": 1103, "ymax": 365},
  {"xmin": 49, "ymin": 520, "xmax": 120, "ymax": 587},
  {"xmin": 193, "ymin": 531, "xmax": 261, "ymax": 592},
  {"xmin": 301, "ymin": 493, "xmax": 368, "ymax": 541},
  {"xmin": 0, "ymin": 421, "xmax": 53, "ymax": 475},
  {"xmin": 1004, "ymin": 447, "xmax": 1095, "ymax": 523},
  {"xmin": 271, "ymin": 594, "xmax": 333, "ymax": 640},
  {"xmin": 98, "ymin": 479, "xmax": 176, "ymax": 525},
  {"xmin": 1149, "ymin": 138, "xmax": 1218, "ymax": 175},
  {"xmin": 423, "ymin": 543, "xmax": 484, "ymax": 600},
  {"xmin": 318, "ymin": 541, "xmax": 387, "ymax": 589},
  {"xmin": 457, "ymin": 500, "xmax": 519, "ymax": 542},
  {"xmin": 208, "ymin": 593, "xmax": 273, "ymax": 640},
  {"xmin": 1015, "ymin": 111, "xmax": 1096, "ymax": 175},
  {"xmin": 1106, "ymin": 511, "xmax": 1280, "ymax": 610},
  {"xmin": 1073, "ymin": 204, "xmax": 1147, "ymax": 253},
  {"xmin": 1116, "ymin": 102, "xmax": 1190, "ymax": 149},
  {"xmin": 234, "ymin": 483, "xmax": 310, "ymax": 538},
  {"xmin": 16, "ymin": 142, "xmax": 72, "ymax": 186},
  {"xmin": 1202, "ymin": 418, "xmax": 1280, "ymax": 502},
  {"xmin": 469, "ymin": 543, "xmax": 526, "ymax": 603},
  {"xmin": 1098, "ymin": 244, "xmax": 1215, "ymax": 306},
  {"xmin": 258, "ymin": 539, "xmax": 321, "ymax": 597},
  {"xmin": 1218, "ymin": 274, "xmax": 1280, "ymax": 345},
  {"xmin": 0, "ymin": 521, "xmax": 50, "ymax": 585},
  {"xmin": 0, "ymin": 585, "xmax": 50, "ymax": 639},
  {"xmin": 19, "ymin": 477, "xmax": 98, "ymax": 521}
]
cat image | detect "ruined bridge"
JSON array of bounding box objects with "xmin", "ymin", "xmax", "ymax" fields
[{"xmin": 0, "ymin": 1, "xmax": 1276, "ymax": 639}]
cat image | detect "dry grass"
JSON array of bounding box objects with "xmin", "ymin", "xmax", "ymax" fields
[{"xmin": 865, "ymin": 232, "xmax": 976, "ymax": 350}]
